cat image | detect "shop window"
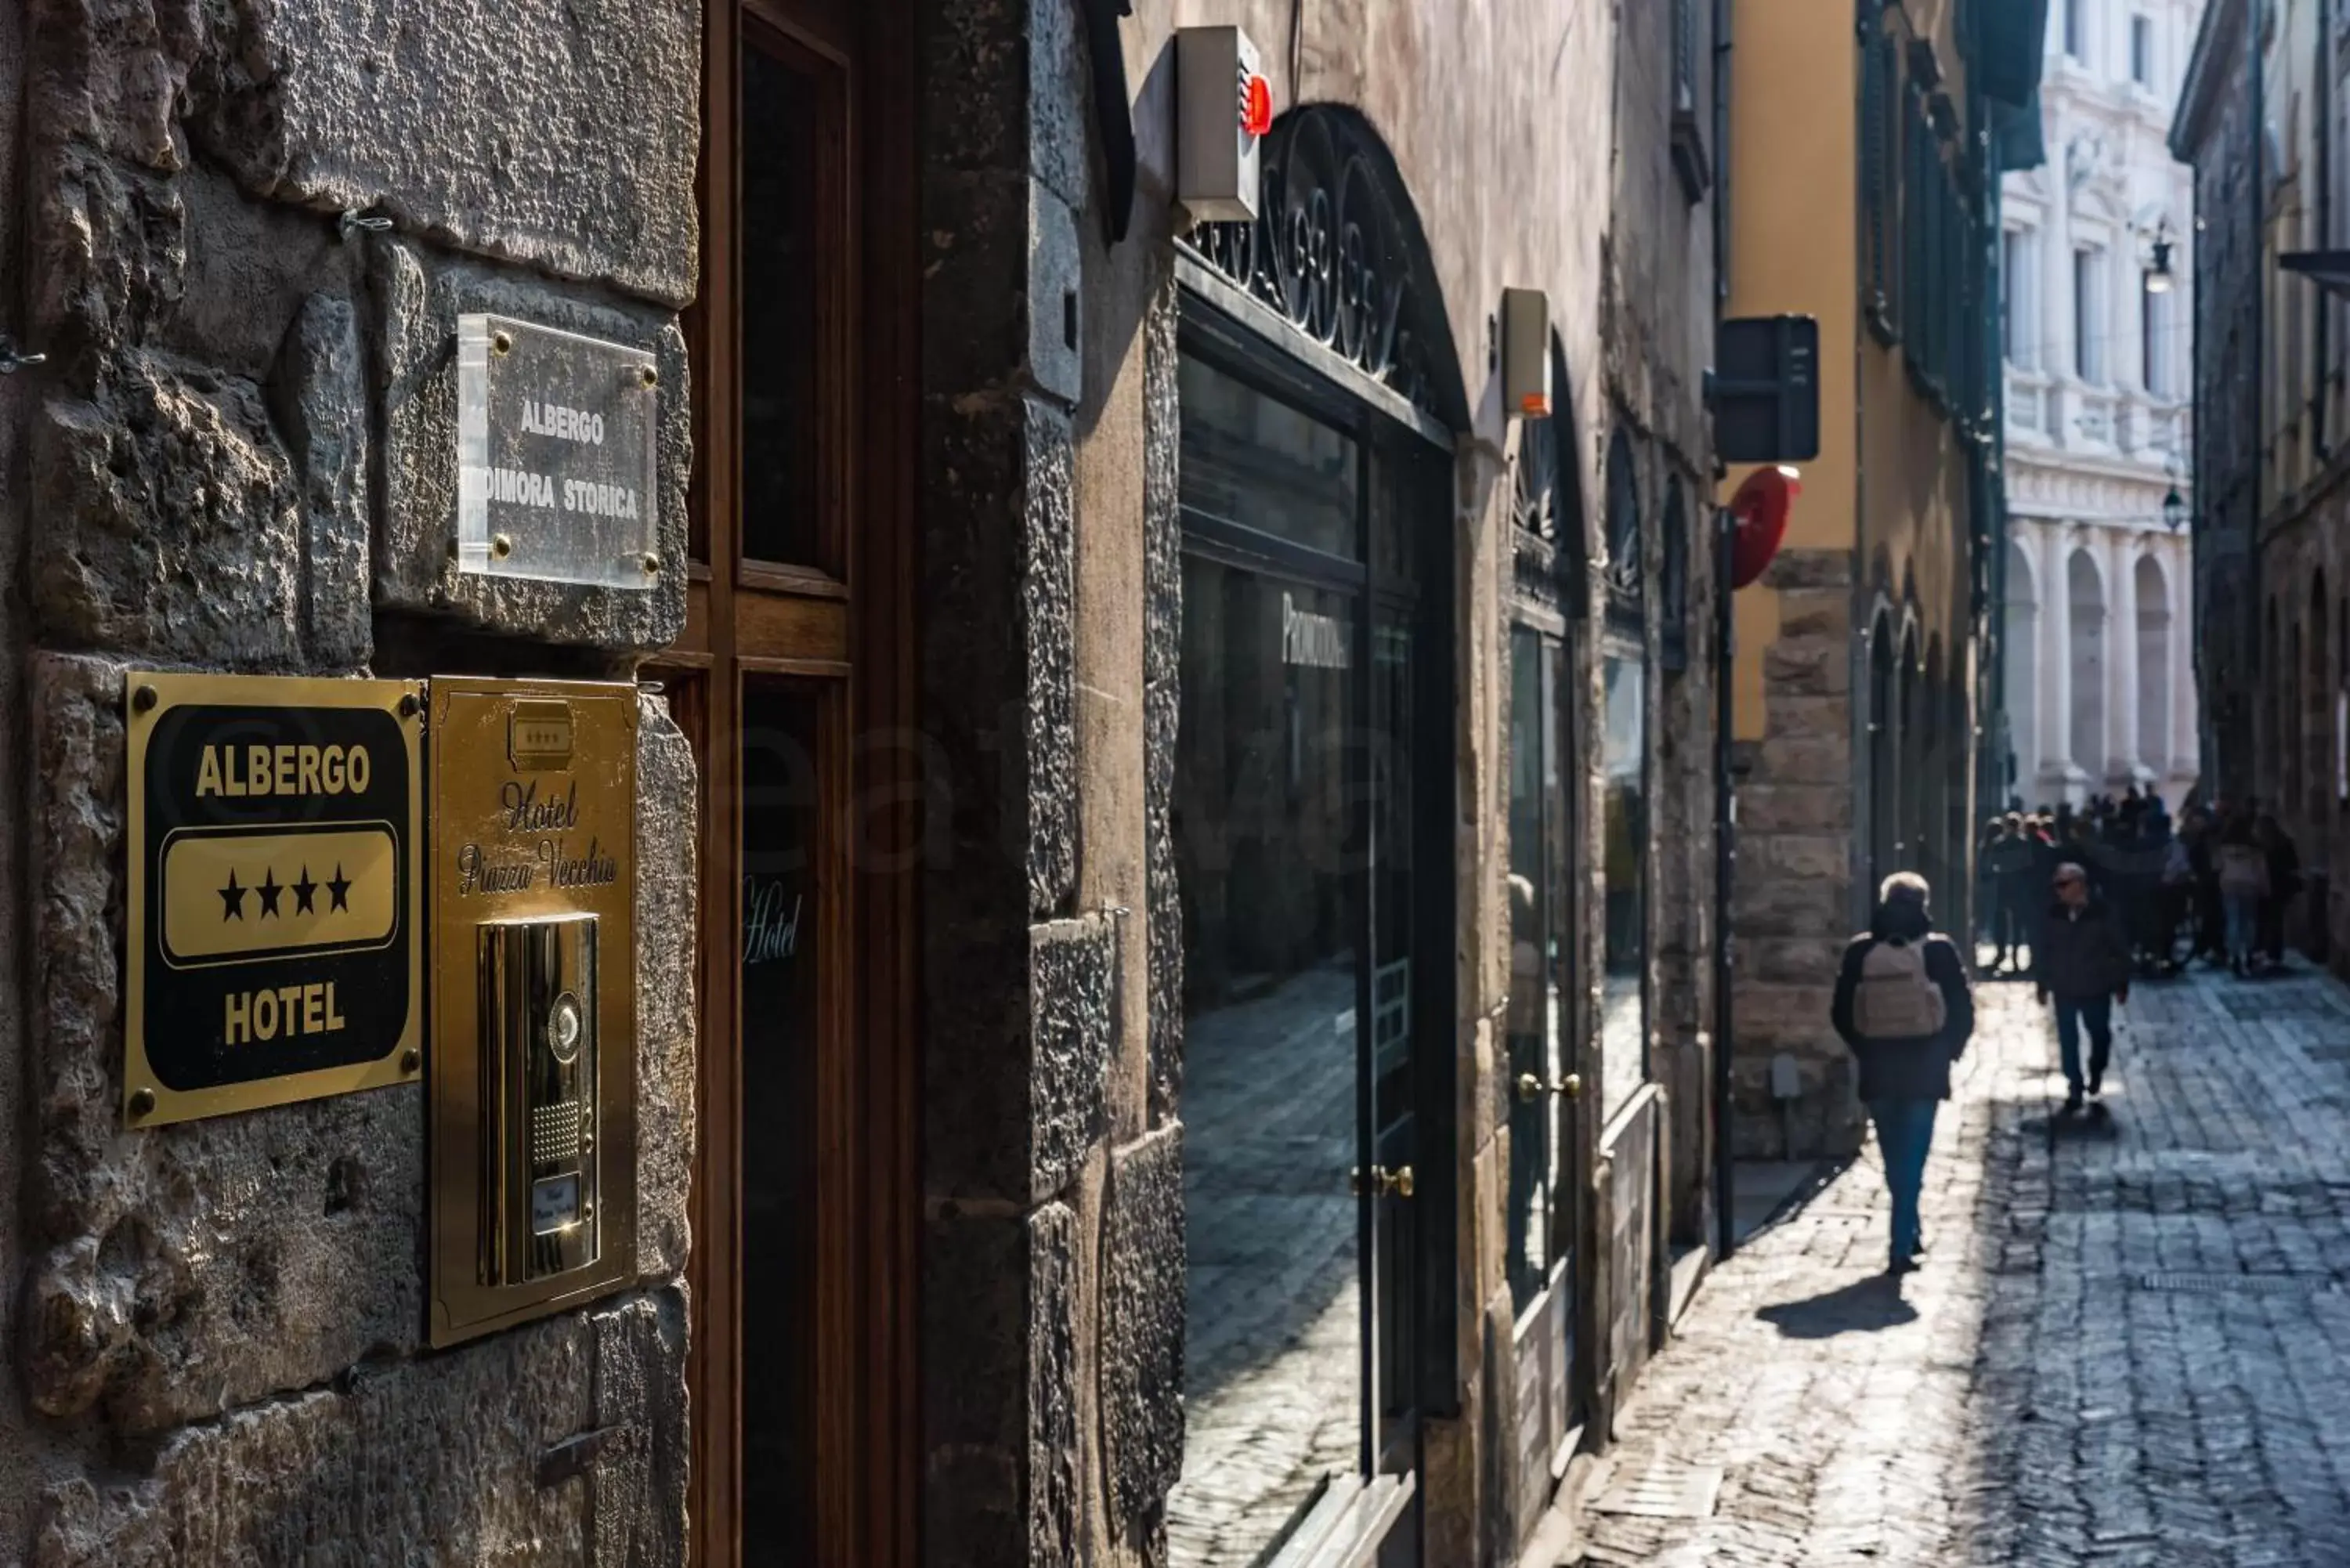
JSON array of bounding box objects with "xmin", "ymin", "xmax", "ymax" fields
[
  {"xmin": 1862, "ymin": 27, "xmax": 1901, "ymax": 340},
  {"xmin": 1599, "ymin": 655, "xmax": 1649, "ymax": 1121},
  {"xmin": 1604, "ymin": 431, "xmax": 1642, "ymax": 634},
  {"xmin": 2131, "ymin": 14, "xmax": 2153, "ymax": 85},
  {"xmin": 1168, "ymin": 341, "xmax": 1444, "ymax": 1563}
]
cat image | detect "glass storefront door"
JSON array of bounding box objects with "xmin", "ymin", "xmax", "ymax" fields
[{"xmin": 1168, "ymin": 343, "xmax": 1444, "ymax": 1566}]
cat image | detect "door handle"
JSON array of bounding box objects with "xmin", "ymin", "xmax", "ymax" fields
[
  {"xmin": 1349, "ymin": 1164, "xmax": 1417, "ymax": 1199},
  {"xmin": 1515, "ymin": 1071, "xmax": 1584, "ymax": 1104}
]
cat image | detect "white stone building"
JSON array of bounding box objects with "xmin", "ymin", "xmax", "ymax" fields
[{"xmin": 2001, "ymin": 0, "xmax": 2203, "ymax": 811}]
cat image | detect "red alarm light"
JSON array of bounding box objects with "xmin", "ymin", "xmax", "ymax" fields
[
  {"xmin": 1242, "ymin": 74, "xmax": 1274, "ymax": 138},
  {"xmin": 1728, "ymin": 465, "xmax": 1800, "ymax": 590}
]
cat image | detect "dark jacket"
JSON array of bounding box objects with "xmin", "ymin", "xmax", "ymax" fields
[
  {"xmin": 1830, "ymin": 901, "xmax": 1976, "ymax": 1102},
  {"xmin": 2034, "ymin": 897, "xmax": 2131, "ymax": 999}
]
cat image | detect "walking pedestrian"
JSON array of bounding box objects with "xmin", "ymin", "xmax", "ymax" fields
[
  {"xmin": 1830, "ymin": 872, "xmax": 1976, "ymax": 1276},
  {"xmin": 2258, "ymin": 813, "xmax": 2302, "ymax": 967},
  {"xmin": 1983, "ymin": 815, "xmax": 2039, "ymax": 974},
  {"xmin": 2034, "ymin": 862, "xmax": 2131, "ymax": 1118},
  {"xmin": 2215, "ymin": 817, "xmax": 2269, "ymax": 976}
]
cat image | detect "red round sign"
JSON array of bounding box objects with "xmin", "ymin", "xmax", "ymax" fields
[
  {"xmin": 1728, "ymin": 466, "xmax": 1799, "ymax": 591},
  {"xmin": 1242, "ymin": 75, "xmax": 1274, "ymax": 138}
]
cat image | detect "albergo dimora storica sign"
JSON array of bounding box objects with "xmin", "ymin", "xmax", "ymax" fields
[{"xmin": 125, "ymin": 673, "xmax": 425, "ymax": 1126}]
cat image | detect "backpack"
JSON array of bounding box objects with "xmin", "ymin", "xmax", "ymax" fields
[{"xmin": 1851, "ymin": 938, "xmax": 1948, "ymax": 1041}]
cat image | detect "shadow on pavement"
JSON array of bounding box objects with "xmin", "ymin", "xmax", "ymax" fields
[{"xmin": 1755, "ymin": 1273, "xmax": 1921, "ymax": 1339}]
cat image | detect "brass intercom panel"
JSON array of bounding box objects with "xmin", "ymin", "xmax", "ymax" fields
[{"xmin": 427, "ymin": 677, "xmax": 638, "ymax": 1346}]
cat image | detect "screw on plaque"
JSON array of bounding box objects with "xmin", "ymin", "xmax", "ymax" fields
[
  {"xmin": 399, "ymin": 692, "xmax": 420, "ymax": 719},
  {"xmin": 400, "ymin": 1048, "xmax": 421, "ymax": 1075},
  {"xmin": 337, "ymin": 209, "xmax": 393, "ymax": 243},
  {"xmin": 642, "ymin": 552, "xmax": 661, "ymax": 576},
  {"xmin": 491, "ymin": 533, "xmax": 515, "ymax": 559},
  {"xmin": 128, "ymin": 1088, "xmax": 157, "ymax": 1120},
  {"xmin": 638, "ymin": 364, "xmax": 658, "ymax": 388},
  {"xmin": 0, "ymin": 336, "xmax": 48, "ymax": 375},
  {"xmin": 132, "ymin": 685, "xmax": 158, "ymax": 714},
  {"xmin": 492, "ymin": 331, "xmax": 514, "ymax": 356}
]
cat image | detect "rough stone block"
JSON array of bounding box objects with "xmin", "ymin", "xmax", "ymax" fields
[
  {"xmin": 182, "ymin": 0, "xmax": 700, "ymax": 307},
  {"xmin": 1756, "ymin": 732, "xmax": 1853, "ymax": 786},
  {"xmin": 28, "ymin": 654, "xmax": 428, "ymax": 1432},
  {"xmin": 1102, "ymin": 1124, "xmax": 1184, "ymax": 1533},
  {"xmin": 924, "ymin": 1202, "xmax": 1078, "ymax": 1568},
  {"xmin": 924, "ymin": 169, "xmax": 1033, "ymax": 406},
  {"xmin": 1762, "ymin": 638, "xmax": 1851, "ymax": 697},
  {"xmin": 1776, "ymin": 585, "xmax": 1853, "ymax": 640},
  {"xmin": 371, "ymin": 239, "xmax": 689, "ymax": 652},
  {"xmin": 1024, "ymin": 398, "xmax": 1079, "ymax": 915},
  {"xmin": 31, "ymin": 360, "xmax": 302, "ymax": 668},
  {"xmin": 268, "ymin": 290, "xmax": 371, "ymax": 667},
  {"xmin": 27, "ymin": 141, "xmax": 187, "ymax": 359},
  {"xmin": 1730, "ymin": 982, "xmax": 1838, "ymax": 1045},
  {"xmin": 1028, "ymin": 0, "xmax": 1093, "ymax": 207},
  {"xmin": 1029, "ymin": 914, "xmax": 1113, "ymax": 1200},
  {"xmin": 1755, "ymin": 831, "xmax": 1851, "ymax": 883},
  {"xmin": 1733, "ymin": 869, "xmax": 1848, "ymax": 933},
  {"xmin": 1029, "ymin": 182, "xmax": 1083, "ymax": 405},
  {"xmin": 634, "ymin": 695, "xmax": 697, "ymax": 1283},
  {"xmin": 31, "ymin": 1285, "xmax": 688, "ymax": 1568},
  {"xmin": 1737, "ymin": 783, "xmax": 1854, "ymax": 836},
  {"xmin": 1760, "ymin": 547, "xmax": 1853, "ymax": 592}
]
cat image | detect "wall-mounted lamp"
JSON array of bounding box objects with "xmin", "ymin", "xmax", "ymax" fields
[
  {"xmin": 2163, "ymin": 483, "xmax": 2186, "ymax": 530},
  {"xmin": 2143, "ymin": 221, "xmax": 2177, "ymax": 294}
]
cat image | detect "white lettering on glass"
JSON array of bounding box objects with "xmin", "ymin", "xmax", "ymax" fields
[
  {"xmin": 522, "ymin": 399, "xmax": 607, "ymax": 446},
  {"xmin": 1281, "ymin": 592, "xmax": 1350, "ymax": 670}
]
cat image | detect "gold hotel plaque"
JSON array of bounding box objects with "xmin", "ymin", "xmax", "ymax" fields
[
  {"xmin": 426, "ymin": 677, "xmax": 638, "ymax": 1346},
  {"xmin": 124, "ymin": 672, "xmax": 425, "ymax": 1127}
]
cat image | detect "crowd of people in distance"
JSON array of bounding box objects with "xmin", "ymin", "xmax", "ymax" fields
[{"xmin": 1976, "ymin": 788, "xmax": 2306, "ymax": 981}]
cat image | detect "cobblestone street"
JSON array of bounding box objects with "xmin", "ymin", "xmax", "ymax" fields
[{"xmin": 1574, "ymin": 964, "xmax": 2350, "ymax": 1567}]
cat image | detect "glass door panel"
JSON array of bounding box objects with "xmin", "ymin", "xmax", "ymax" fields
[
  {"xmin": 739, "ymin": 682, "xmax": 823, "ymax": 1561},
  {"xmin": 1169, "ymin": 555, "xmax": 1364, "ymax": 1567}
]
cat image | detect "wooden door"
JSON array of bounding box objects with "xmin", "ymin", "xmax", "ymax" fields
[{"xmin": 653, "ymin": 1, "xmax": 918, "ymax": 1562}]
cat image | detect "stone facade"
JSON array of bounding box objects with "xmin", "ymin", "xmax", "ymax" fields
[
  {"xmin": 1999, "ymin": 0, "xmax": 2203, "ymax": 812},
  {"xmin": 2173, "ymin": 0, "xmax": 2258, "ymax": 800},
  {"xmin": 919, "ymin": 0, "xmax": 1724, "ymax": 1563},
  {"xmin": 0, "ymin": 0, "xmax": 699, "ymax": 1559},
  {"xmin": 2174, "ymin": 0, "xmax": 2350, "ymax": 968}
]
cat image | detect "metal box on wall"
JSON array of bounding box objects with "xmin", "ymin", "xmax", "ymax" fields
[{"xmin": 426, "ymin": 677, "xmax": 639, "ymax": 1346}]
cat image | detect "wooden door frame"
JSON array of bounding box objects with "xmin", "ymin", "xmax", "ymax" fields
[{"xmin": 658, "ymin": 0, "xmax": 920, "ymax": 1561}]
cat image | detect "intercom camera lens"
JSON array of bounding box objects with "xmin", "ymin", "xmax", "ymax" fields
[{"xmin": 548, "ymin": 993, "xmax": 584, "ymax": 1063}]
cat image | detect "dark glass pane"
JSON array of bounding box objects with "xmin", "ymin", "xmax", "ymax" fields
[
  {"xmin": 1369, "ymin": 598, "xmax": 1414, "ymax": 1434},
  {"xmin": 741, "ymin": 44, "xmax": 821, "ymax": 567},
  {"xmin": 1170, "ymin": 552, "xmax": 1363, "ymax": 1565},
  {"xmin": 1600, "ymin": 656, "xmax": 1647, "ymax": 1120},
  {"xmin": 1506, "ymin": 627, "xmax": 1552, "ymax": 1310},
  {"xmin": 740, "ymin": 685, "xmax": 820, "ymax": 1559},
  {"xmin": 1180, "ymin": 356, "xmax": 1361, "ymax": 559}
]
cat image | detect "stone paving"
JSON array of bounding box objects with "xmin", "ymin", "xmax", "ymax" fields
[{"xmin": 1573, "ymin": 963, "xmax": 2350, "ymax": 1567}]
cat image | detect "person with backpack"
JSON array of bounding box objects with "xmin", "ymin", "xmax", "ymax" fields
[
  {"xmin": 2034, "ymin": 861, "xmax": 2132, "ymax": 1116},
  {"xmin": 1829, "ymin": 872, "xmax": 1976, "ymax": 1275}
]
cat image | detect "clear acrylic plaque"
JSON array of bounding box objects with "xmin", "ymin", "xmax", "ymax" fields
[{"xmin": 455, "ymin": 314, "xmax": 660, "ymax": 589}]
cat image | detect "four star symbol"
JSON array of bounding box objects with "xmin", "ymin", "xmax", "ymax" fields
[{"xmin": 217, "ymin": 862, "xmax": 356, "ymax": 921}]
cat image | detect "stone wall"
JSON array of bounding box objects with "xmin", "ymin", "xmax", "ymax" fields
[
  {"xmin": 4, "ymin": 0, "xmax": 700, "ymax": 1559},
  {"xmin": 1729, "ymin": 548, "xmax": 1866, "ymax": 1160}
]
